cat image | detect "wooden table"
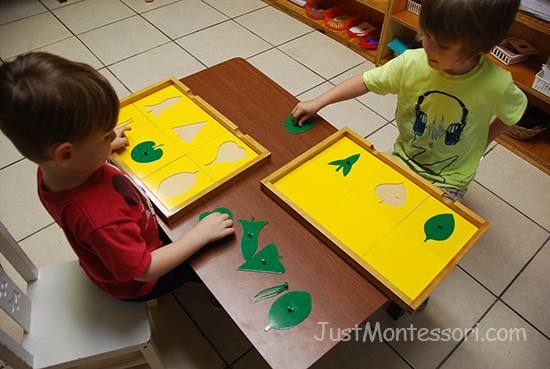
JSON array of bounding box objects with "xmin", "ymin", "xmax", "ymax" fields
[{"xmin": 161, "ymin": 58, "xmax": 387, "ymax": 369}]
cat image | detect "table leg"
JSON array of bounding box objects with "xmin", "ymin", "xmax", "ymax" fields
[{"xmin": 386, "ymin": 301, "xmax": 405, "ymax": 321}]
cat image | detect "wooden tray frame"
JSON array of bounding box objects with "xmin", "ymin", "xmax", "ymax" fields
[
  {"xmin": 261, "ymin": 127, "xmax": 489, "ymax": 313},
  {"xmin": 111, "ymin": 77, "xmax": 271, "ymax": 224}
]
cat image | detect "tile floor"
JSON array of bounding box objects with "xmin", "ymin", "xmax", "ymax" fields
[{"xmin": 0, "ymin": 1, "xmax": 549, "ymax": 368}]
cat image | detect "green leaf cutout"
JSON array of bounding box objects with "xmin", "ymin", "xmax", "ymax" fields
[
  {"xmin": 238, "ymin": 243, "xmax": 285, "ymax": 274},
  {"xmin": 238, "ymin": 217, "xmax": 269, "ymax": 261},
  {"xmin": 424, "ymin": 213, "xmax": 455, "ymax": 242},
  {"xmin": 131, "ymin": 141, "xmax": 164, "ymax": 163},
  {"xmin": 328, "ymin": 153, "xmax": 360, "ymax": 177},
  {"xmin": 198, "ymin": 208, "xmax": 233, "ymax": 249},
  {"xmin": 199, "ymin": 207, "xmax": 233, "ymax": 221},
  {"xmin": 281, "ymin": 115, "xmax": 315, "ymax": 134},
  {"xmin": 265, "ymin": 291, "xmax": 312, "ymax": 331}
]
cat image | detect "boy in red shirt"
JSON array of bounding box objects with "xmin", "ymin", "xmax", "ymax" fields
[{"xmin": 0, "ymin": 52, "xmax": 235, "ymax": 301}]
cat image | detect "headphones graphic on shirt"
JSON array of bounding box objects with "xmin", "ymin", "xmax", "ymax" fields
[{"xmin": 413, "ymin": 90, "xmax": 469, "ymax": 146}]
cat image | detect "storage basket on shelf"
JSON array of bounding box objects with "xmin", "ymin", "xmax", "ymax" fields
[
  {"xmin": 506, "ymin": 123, "xmax": 548, "ymax": 140},
  {"xmin": 305, "ymin": 0, "xmax": 342, "ymax": 20},
  {"xmin": 491, "ymin": 39, "xmax": 530, "ymax": 66},
  {"xmin": 359, "ymin": 35, "xmax": 379, "ymax": 49},
  {"xmin": 506, "ymin": 107, "xmax": 549, "ymax": 140},
  {"xmin": 407, "ymin": 0, "xmax": 422, "ymax": 15},
  {"xmin": 533, "ymin": 70, "xmax": 550, "ymax": 98},
  {"xmin": 324, "ymin": 4, "xmax": 362, "ymax": 30},
  {"xmin": 347, "ymin": 19, "xmax": 380, "ymax": 38}
]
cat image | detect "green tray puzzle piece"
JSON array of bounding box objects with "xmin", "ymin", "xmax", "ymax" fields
[
  {"xmin": 254, "ymin": 282, "xmax": 289, "ymax": 303},
  {"xmin": 199, "ymin": 207, "xmax": 233, "ymax": 248},
  {"xmin": 328, "ymin": 153, "xmax": 360, "ymax": 177},
  {"xmin": 264, "ymin": 291, "xmax": 312, "ymax": 331},
  {"xmin": 281, "ymin": 115, "xmax": 316, "ymax": 134},
  {"xmin": 424, "ymin": 213, "xmax": 455, "ymax": 242},
  {"xmin": 238, "ymin": 243, "xmax": 285, "ymax": 274},
  {"xmin": 238, "ymin": 217, "xmax": 269, "ymax": 261},
  {"xmin": 131, "ymin": 141, "xmax": 164, "ymax": 163}
]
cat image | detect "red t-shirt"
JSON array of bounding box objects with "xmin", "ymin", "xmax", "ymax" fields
[{"xmin": 38, "ymin": 163, "xmax": 161, "ymax": 299}]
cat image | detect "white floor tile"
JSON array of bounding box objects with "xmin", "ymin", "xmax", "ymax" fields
[
  {"xmin": 176, "ymin": 20, "xmax": 271, "ymax": 67},
  {"xmin": 460, "ymin": 181, "xmax": 550, "ymax": 295},
  {"xmin": 78, "ymin": 15, "xmax": 170, "ymax": 66},
  {"xmin": 475, "ymin": 144, "xmax": 550, "ymax": 231},
  {"xmin": 203, "ymin": 0, "xmax": 267, "ymax": 18},
  {"xmin": 0, "ymin": 0, "xmax": 47, "ymax": 26},
  {"xmin": 36, "ymin": 36, "xmax": 103, "ymax": 69},
  {"xmin": 120, "ymin": 0, "xmax": 180, "ymax": 14},
  {"xmin": 441, "ymin": 301, "xmax": 550, "ymax": 369},
  {"xmin": 0, "ymin": 130, "xmax": 24, "ymax": 170},
  {"xmin": 0, "ymin": 12, "xmax": 71, "ymax": 59},
  {"xmin": 247, "ymin": 48, "xmax": 324, "ymax": 96},
  {"xmin": 503, "ymin": 240, "xmax": 550, "ymax": 338},
  {"xmin": 0, "ymin": 159, "xmax": 54, "ymax": 241},
  {"xmin": 108, "ymin": 42, "xmax": 205, "ymax": 93},
  {"xmin": 98, "ymin": 68, "xmax": 132, "ymax": 100},
  {"xmin": 52, "ymin": 0, "xmax": 135, "ymax": 35},
  {"xmin": 142, "ymin": 0, "xmax": 228, "ymax": 39},
  {"xmin": 373, "ymin": 267, "xmax": 496, "ymax": 369},
  {"xmin": 235, "ymin": 6, "xmax": 312, "ymax": 46},
  {"xmin": 279, "ymin": 32, "xmax": 365, "ymax": 80}
]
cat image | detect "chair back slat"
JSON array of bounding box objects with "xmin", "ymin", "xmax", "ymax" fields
[
  {"xmin": 0, "ymin": 329, "xmax": 33, "ymax": 369},
  {"xmin": 0, "ymin": 268, "xmax": 31, "ymax": 333},
  {"xmin": 0, "ymin": 222, "xmax": 38, "ymax": 282}
]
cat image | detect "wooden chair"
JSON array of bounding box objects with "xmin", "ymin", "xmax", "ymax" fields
[{"xmin": 0, "ymin": 221, "xmax": 164, "ymax": 369}]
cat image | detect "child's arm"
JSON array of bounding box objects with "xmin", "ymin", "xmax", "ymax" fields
[
  {"xmin": 134, "ymin": 212, "xmax": 235, "ymax": 282},
  {"xmin": 487, "ymin": 116, "xmax": 513, "ymax": 147},
  {"xmin": 111, "ymin": 126, "xmax": 131, "ymax": 150},
  {"xmin": 292, "ymin": 74, "xmax": 370, "ymax": 126}
]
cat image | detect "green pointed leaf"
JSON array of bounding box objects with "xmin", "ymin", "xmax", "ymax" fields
[
  {"xmin": 238, "ymin": 217, "xmax": 269, "ymax": 260},
  {"xmin": 281, "ymin": 115, "xmax": 315, "ymax": 134},
  {"xmin": 264, "ymin": 291, "xmax": 312, "ymax": 331},
  {"xmin": 238, "ymin": 243, "xmax": 285, "ymax": 274},
  {"xmin": 328, "ymin": 154, "xmax": 360, "ymax": 177},
  {"xmin": 424, "ymin": 213, "xmax": 455, "ymax": 242}
]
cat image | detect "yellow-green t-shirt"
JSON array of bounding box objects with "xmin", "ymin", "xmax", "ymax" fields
[{"xmin": 364, "ymin": 49, "xmax": 527, "ymax": 190}]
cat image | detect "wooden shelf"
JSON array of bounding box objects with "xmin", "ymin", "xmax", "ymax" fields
[
  {"xmin": 391, "ymin": 9, "xmax": 419, "ymax": 30},
  {"xmin": 262, "ymin": 0, "xmax": 385, "ymax": 62},
  {"xmin": 497, "ymin": 128, "xmax": 550, "ymax": 175}
]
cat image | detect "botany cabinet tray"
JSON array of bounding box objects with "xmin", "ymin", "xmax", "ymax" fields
[
  {"xmin": 111, "ymin": 77, "xmax": 270, "ymax": 223},
  {"xmin": 261, "ymin": 128, "xmax": 488, "ymax": 313}
]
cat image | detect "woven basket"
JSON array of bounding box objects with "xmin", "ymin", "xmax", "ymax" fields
[{"xmin": 506, "ymin": 122, "xmax": 548, "ymax": 140}]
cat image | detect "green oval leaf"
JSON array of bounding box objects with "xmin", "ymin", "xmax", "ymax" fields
[
  {"xmin": 424, "ymin": 213, "xmax": 455, "ymax": 242},
  {"xmin": 265, "ymin": 291, "xmax": 312, "ymax": 331}
]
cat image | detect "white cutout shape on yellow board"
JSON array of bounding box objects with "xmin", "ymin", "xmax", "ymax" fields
[
  {"xmin": 144, "ymin": 96, "xmax": 182, "ymax": 118},
  {"xmin": 206, "ymin": 141, "xmax": 247, "ymax": 166},
  {"xmin": 117, "ymin": 117, "xmax": 133, "ymax": 128},
  {"xmin": 375, "ymin": 183, "xmax": 406, "ymax": 207},
  {"xmin": 172, "ymin": 121, "xmax": 207, "ymax": 143},
  {"xmin": 157, "ymin": 171, "xmax": 198, "ymax": 198}
]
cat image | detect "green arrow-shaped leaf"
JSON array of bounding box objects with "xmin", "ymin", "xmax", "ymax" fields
[{"xmin": 238, "ymin": 243, "xmax": 285, "ymax": 274}]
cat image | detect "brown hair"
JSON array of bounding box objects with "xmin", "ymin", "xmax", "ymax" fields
[
  {"xmin": 419, "ymin": 0, "xmax": 520, "ymax": 58},
  {"xmin": 0, "ymin": 52, "xmax": 119, "ymax": 163}
]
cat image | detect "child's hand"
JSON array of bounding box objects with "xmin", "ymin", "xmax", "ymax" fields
[
  {"xmin": 292, "ymin": 100, "xmax": 321, "ymax": 127},
  {"xmin": 111, "ymin": 126, "xmax": 131, "ymax": 150},
  {"xmin": 194, "ymin": 212, "xmax": 235, "ymax": 245}
]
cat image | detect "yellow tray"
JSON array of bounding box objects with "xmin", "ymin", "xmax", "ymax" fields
[
  {"xmin": 111, "ymin": 77, "xmax": 270, "ymax": 224},
  {"xmin": 261, "ymin": 127, "xmax": 489, "ymax": 313}
]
